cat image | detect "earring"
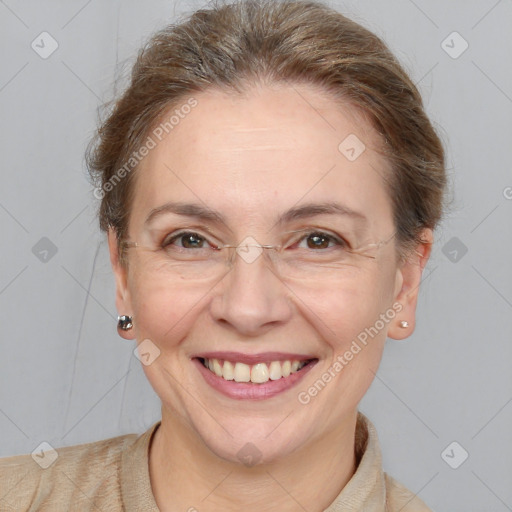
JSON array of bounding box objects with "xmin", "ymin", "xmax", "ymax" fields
[
  {"xmin": 117, "ymin": 315, "xmax": 133, "ymax": 333},
  {"xmin": 399, "ymin": 320, "xmax": 409, "ymax": 328}
]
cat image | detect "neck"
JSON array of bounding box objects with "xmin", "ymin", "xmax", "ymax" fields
[{"xmin": 149, "ymin": 408, "xmax": 359, "ymax": 512}]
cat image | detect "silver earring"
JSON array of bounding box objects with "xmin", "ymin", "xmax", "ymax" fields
[
  {"xmin": 399, "ymin": 320, "xmax": 409, "ymax": 328},
  {"xmin": 117, "ymin": 315, "xmax": 133, "ymax": 333}
]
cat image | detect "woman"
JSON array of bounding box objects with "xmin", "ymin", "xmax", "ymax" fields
[{"xmin": 0, "ymin": 0, "xmax": 445, "ymax": 510}]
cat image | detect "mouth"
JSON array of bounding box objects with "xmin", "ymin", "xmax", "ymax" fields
[
  {"xmin": 192, "ymin": 352, "xmax": 318, "ymax": 400},
  {"xmin": 197, "ymin": 357, "xmax": 315, "ymax": 384}
]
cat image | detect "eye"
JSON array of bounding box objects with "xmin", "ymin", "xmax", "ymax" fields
[
  {"xmin": 295, "ymin": 231, "xmax": 348, "ymax": 250},
  {"xmin": 163, "ymin": 231, "xmax": 209, "ymax": 249}
]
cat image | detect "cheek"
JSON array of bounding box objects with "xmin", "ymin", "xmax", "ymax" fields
[
  {"xmin": 302, "ymin": 277, "xmax": 393, "ymax": 407},
  {"xmin": 289, "ymin": 266, "xmax": 396, "ymax": 346},
  {"xmin": 128, "ymin": 268, "xmax": 206, "ymax": 347}
]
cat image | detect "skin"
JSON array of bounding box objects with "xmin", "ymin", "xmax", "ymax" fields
[{"xmin": 108, "ymin": 83, "xmax": 432, "ymax": 512}]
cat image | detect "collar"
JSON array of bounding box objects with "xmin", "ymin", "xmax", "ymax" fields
[
  {"xmin": 324, "ymin": 411, "xmax": 387, "ymax": 511},
  {"xmin": 120, "ymin": 421, "xmax": 160, "ymax": 511}
]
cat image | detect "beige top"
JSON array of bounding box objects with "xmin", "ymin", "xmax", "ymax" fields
[{"xmin": 0, "ymin": 412, "xmax": 431, "ymax": 511}]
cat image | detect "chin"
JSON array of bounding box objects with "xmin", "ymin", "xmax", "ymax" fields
[{"xmin": 198, "ymin": 423, "xmax": 304, "ymax": 467}]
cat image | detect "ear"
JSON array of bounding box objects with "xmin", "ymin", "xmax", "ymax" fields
[
  {"xmin": 107, "ymin": 227, "xmax": 135, "ymax": 340},
  {"xmin": 387, "ymin": 228, "xmax": 433, "ymax": 340}
]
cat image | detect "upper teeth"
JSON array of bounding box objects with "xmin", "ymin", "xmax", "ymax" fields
[{"xmin": 203, "ymin": 358, "xmax": 308, "ymax": 384}]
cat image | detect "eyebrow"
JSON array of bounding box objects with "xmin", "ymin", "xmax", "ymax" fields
[{"xmin": 144, "ymin": 201, "xmax": 367, "ymax": 227}]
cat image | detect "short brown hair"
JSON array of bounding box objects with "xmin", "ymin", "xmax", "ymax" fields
[{"xmin": 87, "ymin": 0, "xmax": 446, "ymax": 262}]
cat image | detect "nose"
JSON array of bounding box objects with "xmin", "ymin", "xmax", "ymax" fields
[{"xmin": 209, "ymin": 249, "xmax": 293, "ymax": 336}]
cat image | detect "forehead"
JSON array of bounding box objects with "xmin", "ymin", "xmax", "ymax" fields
[{"xmin": 131, "ymin": 84, "xmax": 393, "ymax": 233}]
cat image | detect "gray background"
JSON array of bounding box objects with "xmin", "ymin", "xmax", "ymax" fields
[{"xmin": 0, "ymin": 0, "xmax": 511, "ymax": 510}]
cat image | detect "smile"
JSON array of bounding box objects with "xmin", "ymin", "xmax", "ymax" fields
[
  {"xmin": 193, "ymin": 352, "xmax": 318, "ymax": 400},
  {"xmin": 200, "ymin": 357, "xmax": 313, "ymax": 384}
]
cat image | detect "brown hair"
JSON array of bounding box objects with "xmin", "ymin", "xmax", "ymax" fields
[{"xmin": 87, "ymin": 0, "xmax": 446, "ymax": 263}]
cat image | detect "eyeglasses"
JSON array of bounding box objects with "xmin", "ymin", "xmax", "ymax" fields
[{"xmin": 120, "ymin": 228, "xmax": 396, "ymax": 282}]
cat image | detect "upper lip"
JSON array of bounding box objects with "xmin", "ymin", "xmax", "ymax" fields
[{"xmin": 192, "ymin": 351, "xmax": 316, "ymax": 365}]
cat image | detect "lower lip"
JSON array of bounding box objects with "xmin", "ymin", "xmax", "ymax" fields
[{"xmin": 193, "ymin": 358, "xmax": 317, "ymax": 400}]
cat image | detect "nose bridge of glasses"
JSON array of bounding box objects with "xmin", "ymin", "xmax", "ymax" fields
[{"xmin": 221, "ymin": 238, "xmax": 280, "ymax": 267}]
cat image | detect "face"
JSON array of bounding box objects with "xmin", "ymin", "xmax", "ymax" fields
[{"xmin": 109, "ymin": 83, "xmax": 431, "ymax": 464}]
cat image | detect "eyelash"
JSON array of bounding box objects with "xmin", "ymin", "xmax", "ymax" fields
[{"xmin": 161, "ymin": 230, "xmax": 349, "ymax": 251}]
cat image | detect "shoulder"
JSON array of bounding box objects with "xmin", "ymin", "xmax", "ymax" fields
[
  {"xmin": 0, "ymin": 432, "xmax": 139, "ymax": 512},
  {"xmin": 384, "ymin": 472, "xmax": 433, "ymax": 512}
]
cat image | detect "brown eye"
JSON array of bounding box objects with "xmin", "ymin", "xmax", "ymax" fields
[
  {"xmin": 306, "ymin": 233, "xmax": 330, "ymax": 249},
  {"xmin": 305, "ymin": 232, "xmax": 337, "ymax": 250},
  {"xmin": 294, "ymin": 231, "xmax": 348, "ymax": 252},
  {"xmin": 165, "ymin": 232, "xmax": 207, "ymax": 249}
]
